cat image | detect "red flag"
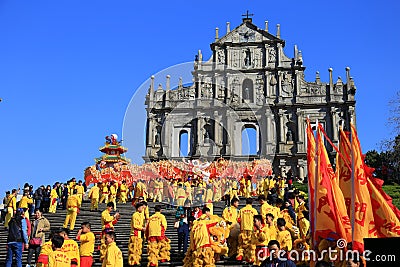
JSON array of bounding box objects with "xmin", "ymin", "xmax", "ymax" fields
[
  {"xmin": 314, "ymin": 124, "xmax": 351, "ymax": 242},
  {"xmin": 337, "ymin": 124, "xmax": 400, "ymax": 251},
  {"xmin": 306, "ymin": 119, "xmax": 316, "ymax": 246}
]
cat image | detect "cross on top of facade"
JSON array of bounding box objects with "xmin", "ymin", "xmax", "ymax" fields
[{"xmin": 242, "ymin": 10, "xmax": 254, "ymax": 20}]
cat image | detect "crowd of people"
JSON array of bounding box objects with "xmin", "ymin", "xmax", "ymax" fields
[{"xmin": 1, "ymin": 175, "xmax": 365, "ymax": 267}]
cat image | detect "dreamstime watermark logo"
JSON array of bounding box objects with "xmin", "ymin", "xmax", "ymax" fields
[
  {"xmin": 256, "ymin": 239, "xmax": 396, "ymax": 263},
  {"xmin": 122, "ymin": 61, "xmax": 278, "ymax": 169}
]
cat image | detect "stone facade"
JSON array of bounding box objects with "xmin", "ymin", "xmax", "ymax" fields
[{"xmin": 143, "ymin": 17, "xmax": 357, "ymax": 179}]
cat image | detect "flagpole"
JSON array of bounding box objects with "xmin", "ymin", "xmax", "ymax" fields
[
  {"xmin": 350, "ymin": 119, "xmax": 356, "ymax": 247},
  {"xmin": 314, "ymin": 119, "xmax": 319, "ymax": 249}
]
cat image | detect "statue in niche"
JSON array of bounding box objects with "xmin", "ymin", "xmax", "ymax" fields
[
  {"xmin": 281, "ymin": 75, "xmax": 293, "ymax": 96},
  {"xmin": 268, "ymin": 48, "xmax": 276, "ymax": 64},
  {"xmin": 153, "ymin": 123, "xmax": 162, "ymax": 146},
  {"xmin": 217, "ymin": 50, "xmax": 225, "ymax": 64},
  {"xmin": 203, "ymin": 119, "xmax": 213, "ymax": 143},
  {"xmin": 286, "ymin": 129, "xmax": 293, "ymax": 142},
  {"xmin": 219, "ymin": 80, "xmax": 225, "ymax": 98},
  {"xmin": 244, "ymin": 49, "xmax": 251, "ymax": 67},
  {"xmin": 154, "ymin": 132, "xmax": 160, "ymax": 145},
  {"xmin": 244, "ymin": 87, "xmax": 250, "ymax": 100},
  {"xmin": 232, "ymin": 51, "xmax": 238, "ymax": 67}
]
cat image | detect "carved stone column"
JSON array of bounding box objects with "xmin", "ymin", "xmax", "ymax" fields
[
  {"xmin": 296, "ymin": 110, "xmax": 304, "ymax": 153},
  {"xmin": 331, "ymin": 108, "xmax": 338, "ymax": 142},
  {"xmin": 279, "ymin": 111, "xmax": 285, "ymax": 143}
]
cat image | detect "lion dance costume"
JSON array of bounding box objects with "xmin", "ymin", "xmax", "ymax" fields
[
  {"xmin": 146, "ymin": 210, "xmax": 171, "ymax": 266},
  {"xmin": 183, "ymin": 215, "xmax": 229, "ymax": 267},
  {"xmin": 128, "ymin": 205, "xmax": 145, "ymax": 265}
]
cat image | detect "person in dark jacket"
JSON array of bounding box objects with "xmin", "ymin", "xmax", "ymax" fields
[
  {"xmin": 62, "ymin": 183, "xmax": 69, "ymax": 210},
  {"xmin": 260, "ymin": 240, "xmax": 296, "ymax": 267},
  {"xmin": 5, "ymin": 209, "xmax": 29, "ymax": 267},
  {"xmin": 175, "ymin": 206, "xmax": 189, "ymax": 254},
  {"xmin": 41, "ymin": 185, "xmax": 51, "ymax": 213},
  {"xmin": 34, "ymin": 186, "xmax": 44, "ymax": 211}
]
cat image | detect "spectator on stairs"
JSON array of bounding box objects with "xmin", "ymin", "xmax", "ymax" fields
[{"xmin": 27, "ymin": 209, "xmax": 50, "ymax": 267}]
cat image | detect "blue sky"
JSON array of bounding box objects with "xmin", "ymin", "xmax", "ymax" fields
[{"xmin": 0, "ymin": 1, "xmax": 399, "ymax": 194}]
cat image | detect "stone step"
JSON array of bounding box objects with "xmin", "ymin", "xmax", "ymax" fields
[{"xmin": 0, "ymin": 197, "xmax": 259, "ymax": 266}]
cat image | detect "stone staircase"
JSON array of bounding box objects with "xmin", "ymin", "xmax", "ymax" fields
[{"xmin": 0, "ymin": 199, "xmax": 258, "ymax": 266}]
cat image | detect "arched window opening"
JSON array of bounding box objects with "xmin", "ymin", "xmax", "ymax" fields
[
  {"xmin": 179, "ymin": 131, "xmax": 189, "ymax": 157},
  {"xmin": 242, "ymin": 126, "xmax": 257, "ymax": 155}
]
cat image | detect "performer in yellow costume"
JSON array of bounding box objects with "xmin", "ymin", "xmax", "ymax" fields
[
  {"xmin": 230, "ymin": 179, "xmax": 239, "ymax": 200},
  {"xmin": 19, "ymin": 190, "xmax": 33, "ymax": 219},
  {"xmin": 4, "ymin": 189, "xmax": 17, "ymax": 229},
  {"xmin": 58, "ymin": 228, "xmax": 80, "ymax": 267},
  {"xmin": 99, "ymin": 183, "xmax": 109, "ymax": 204},
  {"xmin": 175, "ymin": 183, "xmax": 187, "ymax": 207},
  {"xmin": 100, "ymin": 202, "xmax": 120, "ymax": 261},
  {"xmin": 222, "ymin": 198, "xmax": 240, "ymax": 258},
  {"xmin": 128, "ymin": 202, "xmax": 145, "ymax": 266},
  {"xmin": 258, "ymin": 195, "xmax": 274, "ymax": 223},
  {"xmin": 109, "ymin": 181, "xmax": 118, "ymax": 210},
  {"xmin": 118, "ymin": 180, "xmax": 128, "ymax": 203},
  {"xmin": 48, "ymin": 235, "xmax": 70, "ymax": 267},
  {"xmin": 76, "ymin": 222, "xmax": 95, "ymax": 267},
  {"xmin": 146, "ymin": 205, "xmax": 170, "ymax": 267},
  {"xmin": 252, "ymin": 215, "xmax": 270, "ymax": 266},
  {"xmin": 276, "ymin": 218, "xmax": 292, "ymax": 251},
  {"xmin": 63, "ymin": 189, "xmax": 81, "ymax": 231},
  {"xmin": 75, "ymin": 180, "xmax": 85, "ymax": 205},
  {"xmin": 236, "ymin": 198, "xmax": 258, "ymax": 263},
  {"xmin": 213, "ymin": 178, "xmax": 222, "ymax": 201},
  {"xmin": 102, "ymin": 231, "xmax": 123, "ymax": 267},
  {"xmin": 184, "ymin": 180, "xmax": 192, "ymax": 202},
  {"xmin": 278, "ymin": 177, "xmax": 286, "ymax": 199},
  {"xmin": 88, "ymin": 183, "xmax": 100, "ymax": 211},
  {"xmin": 49, "ymin": 185, "xmax": 58, "ymax": 213},
  {"xmin": 183, "ymin": 212, "xmax": 229, "ymax": 267}
]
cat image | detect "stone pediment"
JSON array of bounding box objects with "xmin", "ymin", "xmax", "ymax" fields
[{"xmin": 215, "ymin": 21, "xmax": 281, "ymax": 45}]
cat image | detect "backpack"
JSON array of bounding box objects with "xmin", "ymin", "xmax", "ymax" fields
[{"xmin": 7, "ymin": 217, "xmax": 22, "ymax": 243}]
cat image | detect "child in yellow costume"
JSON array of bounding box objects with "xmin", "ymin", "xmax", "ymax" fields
[
  {"xmin": 49, "ymin": 235, "xmax": 71, "ymax": 267},
  {"xmin": 258, "ymin": 195, "xmax": 275, "ymax": 223},
  {"xmin": 58, "ymin": 228, "xmax": 80, "ymax": 267},
  {"xmin": 222, "ymin": 198, "xmax": 240, "ymax": 258},
  {"xmin": 128, "ymin": 202, "xmax": 146, "ymax": 266},
  {"xmin": 252, "ymin": 215, "xmax": 270, "ymax": 266},
  {"xmin": 100, "ymin": 202, "xmax": 120, "ymax": 262},
  {"xmin": 36, "ymin": 232, "xmax": 54, "ymax": 267},
  {"xmin": 146, "ymin": 205, "xmax": 170, "ymax": 267},
  {"xmin": 183, "ymin": 214, "xmax": 229, "ymax": 267},
  {"xmin": 264, "ymin": 213, "xmax": 277, "ymax": 241},
  {"xmin": 276, "ymin": 218, "xmax": 292, "ymax": 251},
  {"xmin": 236, "ymin": 198, "xmax": 258, "ymax": 263}
]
